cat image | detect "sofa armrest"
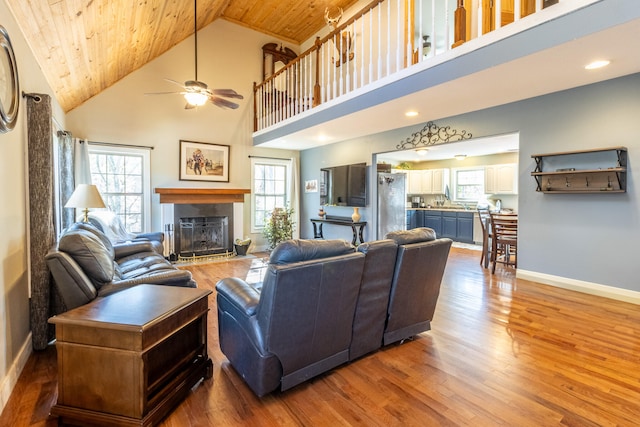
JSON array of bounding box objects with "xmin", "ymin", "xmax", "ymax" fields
[
  {"xmin": 216, "ymin": 277, "xmax": 260, "ymax": 316},
  {"xmin": 45, "ymin": 250, "xmax": 98, "ymax": 310},
  {"xmin": 113, "ymin": 240, "xmax": 155, "ymax": 259},
  {"xmin": 110, "ymin": 269, "xmax": 195, "ymax": 289},
  {"xmin": 98, "ymin": 269, "xmax": 195, "ymax": 297},
  {"xmin": 135, "ymin": 231, "xmax": 164, "ymax": 243}
]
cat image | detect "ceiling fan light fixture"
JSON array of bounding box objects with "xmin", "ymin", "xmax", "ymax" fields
[{"xmin": 184, "ymin": 91, "xmax": 208, "ymax": 106}]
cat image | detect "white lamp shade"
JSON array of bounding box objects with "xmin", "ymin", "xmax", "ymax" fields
[{"xmin": 65, "ymin": 184, "xmax": 106, "ymax": 209}]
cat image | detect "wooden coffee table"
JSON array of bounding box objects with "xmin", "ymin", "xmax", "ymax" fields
[{"xmin": 49, "ymin": 284, "xmax": 212, "ymax": 427}]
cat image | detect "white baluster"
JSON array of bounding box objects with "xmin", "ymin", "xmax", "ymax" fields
[
  {"xmin": 431, "ymin": 0, "xmax": 437, "ymax": 55},
  {"xmin": 444, "ymin": 0, "xmax": 450, "ymax": 53}
]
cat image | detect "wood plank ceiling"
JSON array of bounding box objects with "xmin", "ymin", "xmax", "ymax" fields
[{"xmin": 5, "ymin": 0, "xmax": 359, "ymax": 112}]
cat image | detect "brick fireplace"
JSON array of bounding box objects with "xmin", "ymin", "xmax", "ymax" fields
[{"xmin": 155, "ymin": 188, "xmax": 250, "ymax": 258}]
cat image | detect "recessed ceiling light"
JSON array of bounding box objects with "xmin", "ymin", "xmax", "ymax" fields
[
  {"xmin": 585, "ymin": 60, "xmax": 610, "ymax": 70},
  {"xmin": 405, "ymin": 111, "xmax": 419, "ymax": 117}
]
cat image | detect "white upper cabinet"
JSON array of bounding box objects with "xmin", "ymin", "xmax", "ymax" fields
[
  {"xmin": 408, "ymin": 169, "xmax": 450, "ymax": 194},
  {"xmin": 485, "ymin": 164, "xmax": 518, "ymax": 194}
]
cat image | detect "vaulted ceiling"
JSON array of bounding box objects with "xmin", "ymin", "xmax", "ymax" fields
[{"xmin": 6, "ymin": 0, "xmax": 359, "ymax": 112}]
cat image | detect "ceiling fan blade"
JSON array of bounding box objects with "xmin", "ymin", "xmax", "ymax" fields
[
  {"xmin": 164, "ymin": 78, "xmax": 187, "ymax": 88},
  {"xmin": 210, "ymin": 96, "xmax": 239, "ymax": 109},
  {"xmin": 212, "ymin": 89, "xmax": 244, "ymax": 99},
  {"xmin": 144, "ymin": 91, "xmax": 182, "ymax": 95}
]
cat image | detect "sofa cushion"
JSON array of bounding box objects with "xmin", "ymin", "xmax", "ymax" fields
[
  {"xmin": 87, "ymin": 210, "xmax": 137, "ymax": 243},
  {"xmin": 67, "ymin": 221, "xmax": 115, "ymax": 259},
  {"xmin": 58, "ymin": 229, "xmax": 115, "ymax": 289},
  {"xmin": 385, "ymin": 227, "xmax": 437, "ymax": 245},
  {"xmin": 269, "ymin": 239, "xmax": 355, "ymax": 265}
]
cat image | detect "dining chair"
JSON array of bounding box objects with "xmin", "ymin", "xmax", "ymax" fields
[
  {"xmin": 477, "ymin": 207, "xmax": 492, "ymax": 268},
  {"xmin": 489, "ymin": 212, "xmax": 518, "ymax": 273}
]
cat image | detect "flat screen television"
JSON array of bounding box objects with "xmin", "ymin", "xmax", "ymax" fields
[{"xmin": 320, "ymin": 162, "xmax": 367, "ymax": 207}]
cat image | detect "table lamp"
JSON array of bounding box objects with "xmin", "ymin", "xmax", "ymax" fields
[{"xmin": 65, "ymin": 184, "xmax": 106, "ymax": 222}]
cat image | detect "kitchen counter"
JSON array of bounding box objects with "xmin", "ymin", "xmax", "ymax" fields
[
  {"xmin": 407, "ymin": 207, "xmax": 517, "ymax": 214},
  {"xmin": 407, "ymin": 207, "xmax": 474, "ymax": 213}
]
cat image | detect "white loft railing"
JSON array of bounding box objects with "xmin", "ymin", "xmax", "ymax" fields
[{"xmin": 253, "ymin": 0, "xmax": 559, "ymax": 132}]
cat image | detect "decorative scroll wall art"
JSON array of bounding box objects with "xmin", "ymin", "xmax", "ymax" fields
[{"xmin": 396, "ymin": 121, "xmax": 472, "ymax": 151}]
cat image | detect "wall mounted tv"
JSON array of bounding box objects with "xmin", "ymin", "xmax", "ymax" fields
[{"xmin": 320, "ymin": 162, "xmax": 367, "ymax": 207}]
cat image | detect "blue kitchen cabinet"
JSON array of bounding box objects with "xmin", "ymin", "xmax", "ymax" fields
[
  {"xmin": 456, "ymin": 212, "xmax": 474, "ymax": 243},
  {"xmin": 425, "ymin": 212, "xmax": 442, "ymax": 236},
  {"xmin": 441, "ymin": 212, "xmax": 457, "ymax": 239}
]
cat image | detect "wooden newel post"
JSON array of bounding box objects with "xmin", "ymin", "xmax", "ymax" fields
[
  {"xmin": 313, "ymin": 37, "xmax": 321, "ymax": 107},
  {"xmin": 253, "ymin": 81, "xmax": 258, "ymax": 132},
  {"xmin": 452, "ymin": 0, "xmax": 466, "ymax": 48}
]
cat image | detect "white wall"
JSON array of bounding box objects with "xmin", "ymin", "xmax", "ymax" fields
[
  {"xmin": 0, "ymin": 0, "xmax": 66, "ymax": 412},
  {"xmin": 66, "ymin": 19, "xmax": 299, "ymax": 246}
]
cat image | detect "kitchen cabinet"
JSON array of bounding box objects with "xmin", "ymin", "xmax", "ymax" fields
[
  {"xmin": 407, "ymin": 169, "xmax": 450, "ymax": 194},
  {"xmin": 457, "ymin": 212, "xmax": 474, "ymax": 243},
  {"xmin": 441, "ymin": 212, "xmax": 457, "ymax": 239},
  {"xmin": 407, "ymin": 209, "xmax": 473, "ymax": 243},
  {"xmin": 485, "ymin": 164, "xmax": 517, "ymax": 194},
  {"xmin": 531, "ymin": 147, "xmax": 627, "ymax": 193},
  {"xmin": 408, "ymin": 209, "xmax": 424, "ymax": 229},
  {"xmin": 407, "ymin": 170, "xmax": 423, "ymax": 194},
  {"xmin": 424, "ymin": 211, "xmax": 442, "ymax": 235}
]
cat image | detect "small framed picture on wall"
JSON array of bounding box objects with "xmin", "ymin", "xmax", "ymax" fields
[
  {"xmin": 305, "ymin": 179, "xmax": 318, "ymax": 193},
  {"xmin": 179, "ymin": 140, "xmax": 230, "ymax": 182}
]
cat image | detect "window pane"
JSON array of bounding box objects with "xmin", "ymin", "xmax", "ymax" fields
[
  {"xmin": 125, "ymin": 156, "xmax": 142, "ymax": 174},
  {"xmin": 252, "ymin": 161, "xmax": 289, "ymax": 232},
  {"xmin": 125, "ymin": 176, "xmax": 142, "ymax": 193},
  {"xmin": 455, "ymin": 168, "xmax": 485, "ymax": 201},
  {"xmin": 89, "ymin": 148, "xmax": 148, "ymax": 233}
]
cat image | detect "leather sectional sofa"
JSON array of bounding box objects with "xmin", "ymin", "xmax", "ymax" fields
[
  {"xmin": 46, "ymin": 222, "xmax": 196, "ymax": 312},
  {"xmin": 215, "ymin": 227, "xmax": 452, "ymax": 396}
]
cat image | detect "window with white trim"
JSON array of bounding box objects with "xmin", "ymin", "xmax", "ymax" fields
[
  {"xmin": 251, "ymin": 157, "xmax": 291, "ymax": 233},
  {"xmin": 89, "ymin": 146, "xmax": 151, "ymax": 233},
  {"xmin": 453, "ymin": 167, "xmax": 485, "ymax": 201}
]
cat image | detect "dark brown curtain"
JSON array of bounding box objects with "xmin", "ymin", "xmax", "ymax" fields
[{"xmin": 26, "ymin": 93, "xmax": 57, "ymax": 350}]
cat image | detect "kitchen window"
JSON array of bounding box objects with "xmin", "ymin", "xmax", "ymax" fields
[{"xmin": 454, "ymin": 168, "xmax": 485, "ymax": 201}]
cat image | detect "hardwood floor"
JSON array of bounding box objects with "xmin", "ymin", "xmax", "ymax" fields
[{"xmin": 2, "ymin": 247, "xmax": 639, "ymax": 426}]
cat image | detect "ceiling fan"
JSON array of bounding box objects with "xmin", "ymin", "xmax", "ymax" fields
[{"xmin": 146, "ymin": 0, "xmax": 243, "ymax": 109}]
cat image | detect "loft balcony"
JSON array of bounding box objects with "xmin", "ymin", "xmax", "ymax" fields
[{"xmin": 252, "ymin": 0, "xmax": 640, "ymax": 150}]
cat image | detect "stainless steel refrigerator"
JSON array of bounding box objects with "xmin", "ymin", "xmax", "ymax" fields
[{"xmin": 377, "ymin": 173, "xmax": 406, "ymax": 238}]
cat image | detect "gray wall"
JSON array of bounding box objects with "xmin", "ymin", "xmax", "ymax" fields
[{"xmin": 300, "ymin": 73, "xmax": 640, "ymax": 292}]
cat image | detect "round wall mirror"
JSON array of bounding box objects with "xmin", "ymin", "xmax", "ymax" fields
[{"xmin": 0, "ymin": 26, "xmax": 20, "ymax": 134}]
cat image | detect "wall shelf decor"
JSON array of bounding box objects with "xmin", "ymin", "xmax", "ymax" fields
[{"xmin": 531, "ymin": 147, "xmax": 627, "ymax": 193}]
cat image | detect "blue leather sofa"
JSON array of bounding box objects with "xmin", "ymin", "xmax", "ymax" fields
[{"xmin": 215, "ymin": 228, "xmax": 452, "ymax": 396}]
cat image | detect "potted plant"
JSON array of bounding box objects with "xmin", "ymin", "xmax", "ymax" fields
[{"xmin": 263, "ymin": 206, "xmax": 295, "ymax": 250}]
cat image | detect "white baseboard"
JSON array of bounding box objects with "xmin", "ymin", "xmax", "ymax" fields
[
  {"xmin": 517, "ymin": 269, "xmax": 640, "ymax": 305},
  {"xmin": 0, "ymin": 333, "xmax": 33, "ymax": 414}
]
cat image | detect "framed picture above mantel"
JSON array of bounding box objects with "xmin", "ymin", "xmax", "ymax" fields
[{"xmin": 179, "ymin": 140, "xmax": 230, "ymax": 182}]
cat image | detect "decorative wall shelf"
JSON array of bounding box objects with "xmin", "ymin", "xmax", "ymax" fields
[{"xmin": 531, "ymin": 147, "xmax": 627, "ymax": 193}]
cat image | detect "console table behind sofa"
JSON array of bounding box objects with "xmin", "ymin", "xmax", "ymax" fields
[{"xmin": 310, "ymin": 216, "xmax": 366, "ymax": 246}]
